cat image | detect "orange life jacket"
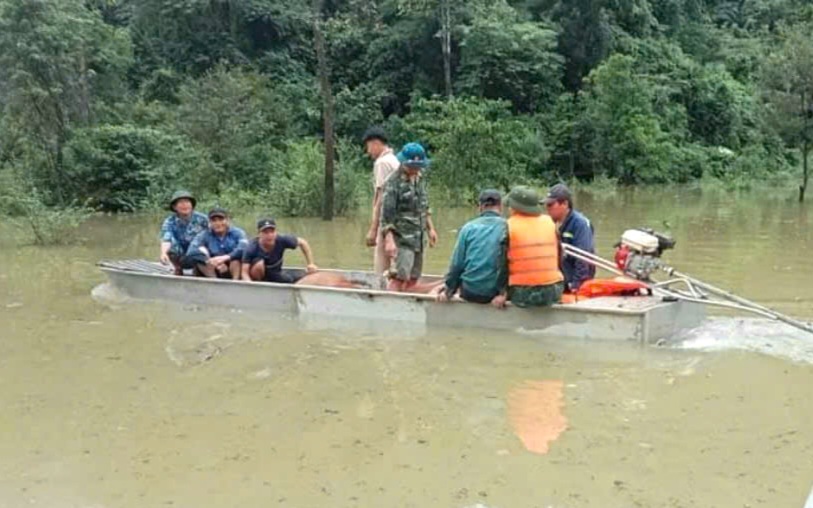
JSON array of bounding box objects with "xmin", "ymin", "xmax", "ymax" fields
[
  {"xmin": 576, "ymin": 277, "xmax": 650, "ymax": 298},
  {"xmin": 507, "ymin": 214, "xmax": 563, "ymax": 287}
]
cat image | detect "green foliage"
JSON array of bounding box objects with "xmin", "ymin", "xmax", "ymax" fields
[
  {"xmin": 684, "ymin": 64, "xmax": 758, "ymax": 148},
  {"xmin": 140, "ymin": 68, "xmax": 183, "ymax": 104},
  {"xmin": 334, "ymin": 83, "xmax": 387, "ymax": 139},
  {"xmin": 557, "ymin": 36, "xmax": 793, "ymax": 184},
  {"xmin": 626, "ymin": 39, "xmax": 761, "ymax": 149},
  {"xmin": 0, "ymin": 0, "xmax": 810, "ymax": 228},
  {"xmin": 212, "ymin": 139, "xmax": 367, "ymax": 217},
  {"xmin": 0, "ymin": 0, "xmax": 132, "ymax": 204},
  {"xmin": 548, "ymin": 0, "xmax": 615, "ymax": 92},
  {"xmin": 170, "ymin": 65, "xmax": 313, "ymax": 191},
  {"xmin": 580, "ymin": 54, "xmax": 677, "ymax": 183},
  {"xmin": 391, "ymin": 96, "xmax": 549, "ymax": 202},
  {"xmin": 0, "ymin": 170, "xmax": 91, "ymax": 245},
  {"xmin": 127, "ymin": 0, "xmax": 307, "ymax": 77},
  {"xmin": 761, "ymin": 22, "xmax": 813, "ymax": 199},
  {"xmin": 267, "ymin": 139, "xmax": 366, "ymax": 217},
  {"xmin": 457, "ymin": 14, "xmax": 564, "ymax": 113},
  {"xmin": 761, "ymin": 23, "xmax": 813, "ymax": 150},
  {"xmin": 63, "ymin": 125, "xmax": 211, "ymax": 212}
]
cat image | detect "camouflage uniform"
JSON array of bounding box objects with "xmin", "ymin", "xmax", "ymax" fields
[
  {"xmin": 381, "ymin": 167, "xmax": 430, "ymax": 281},
  {"xmin": 508, "ymin": 283, "xmax": 564, "ymax": 308}
]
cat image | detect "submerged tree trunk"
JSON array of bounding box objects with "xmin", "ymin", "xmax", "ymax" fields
[
  {"xmin": 440, "ymin": 0, "xmax": 453, "ymax": 99},
  {"xmin": 52, "ymin": 100, "xmax": 67, "ymax": 206},
  {"xmin": 313, "ymin": 0, "xmax": 335, "ymax": 220}
]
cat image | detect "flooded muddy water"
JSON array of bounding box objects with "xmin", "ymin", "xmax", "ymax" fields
[{"xmin": 1, "ymin": 186, "xmax": 812, "ymax": 507}]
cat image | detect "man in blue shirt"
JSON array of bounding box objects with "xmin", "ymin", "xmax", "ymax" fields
[
  {"xmin": 242, "ymin": 218, "xmax": 318, "ymax": 284},
  {"xmin": 185, "ymin": 207, "xmax": 248, "ymax": 279},
  {"xmin": 543, "ymin": 183, "xmax": 596, "ymax": 291},
  {"xmin": 159, "ymin": 190, "xmax": 209, "ymax": 275},
  {"xmin": 437, "ymin": 189, "xmax": 508, "ymax": 305}
]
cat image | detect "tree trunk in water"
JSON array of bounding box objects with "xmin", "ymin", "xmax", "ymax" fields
[
  {"xmin": 53, "ymin": 102, "xmax": 67, "ymax": 206},
  {"xmin": 313, "ymin": 0, "xmax": 335, "ymax": 220},
  {"xmin": 54, "ymin": 130, "xmax": 66, "ymax": 205},
  {"xmin": 441, "ymin": 0, "xmax": 453, "ymax": 99},
  {"xmin": 801, "ymin": 142, "xmax": 809, "ymax": 203}
]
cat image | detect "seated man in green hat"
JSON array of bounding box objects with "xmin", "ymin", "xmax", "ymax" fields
[
  {"xmin": 185, "ymin": 207, "xmax": 248, "ymax": 279},
  {"xmin": 159, "ymin": 190, "xmax": 209, "ymax": 275},
  {"xmin": 381, "ymin": 142, "xmax": 439, "ymax": 291},
  {"xmin": 493, "ymin": 186, "xmax": 565, "ymax": 308}
]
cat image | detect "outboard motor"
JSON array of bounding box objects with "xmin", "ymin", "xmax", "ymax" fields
[{"xmin": 614, "ymin": 228, "xmax": 676, "ymax": 280}]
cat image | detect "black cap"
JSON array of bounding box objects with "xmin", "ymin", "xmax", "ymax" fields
[
  {"xmin": 208, "ymin": 206, "xmax": 228, "ymax": 219},
  {"xmin": 543, "ymin": 183, "xmax": 573, "ymax": 204},
  {"xmin": 362, "ymin": 126, "xmax": 388, "ymax": 144},
  {"xmin": 256, "ymin": 218, "xmax": 277, "ymax": 231},
  {"xmin": 478, "ymin": 189, "xmax": 502, "ymax": 206}
]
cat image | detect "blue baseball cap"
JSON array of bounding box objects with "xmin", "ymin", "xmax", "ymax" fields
[{"xmin": 397, "ymin": 142, "xmax": 430, "ymax": 169}]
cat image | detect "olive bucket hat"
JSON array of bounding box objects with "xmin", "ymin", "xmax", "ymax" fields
[
  {"xmin": 506, "ymin": 186, "xmax": 543, "ymax": 216},
  {"xmin": 168, "ymin": 190, "xmax": 196, "ymax": 211}
]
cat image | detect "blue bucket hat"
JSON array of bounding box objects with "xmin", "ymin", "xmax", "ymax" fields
[{"xmin": 397, "ymin": 142, "xmax": 430, "ymax": 169}]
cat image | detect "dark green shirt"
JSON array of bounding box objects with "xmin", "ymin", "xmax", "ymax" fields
[
  {"xmin": 444, "ymin": 210, "xmax": 507, "ymax": 299},
  {"xmin": 381, "ymin": 168, "xmax": 430, "ymax": 251}
]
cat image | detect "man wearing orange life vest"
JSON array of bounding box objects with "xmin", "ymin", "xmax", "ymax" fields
[{"xmin": 492, "ymin": 186, "xmax": 565, "ymax": 309}]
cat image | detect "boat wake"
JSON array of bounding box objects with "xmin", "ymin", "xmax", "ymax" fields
[
  {"xmin": 669, "ymin": 317, "xmax": 813, "ymax": 364},
  {"xmin": 90, "ymin": 282, "xmax": 132, "ymax": 307}
]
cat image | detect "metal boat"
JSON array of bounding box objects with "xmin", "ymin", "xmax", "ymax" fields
[{"xmin": 97, "ymin": 260, "xmax": 706, "ymax": 343}]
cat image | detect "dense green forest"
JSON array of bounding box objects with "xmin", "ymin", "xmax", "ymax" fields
[{"xmin": 0, "ymin": 0, "xmax": 812, "ymax": 232}]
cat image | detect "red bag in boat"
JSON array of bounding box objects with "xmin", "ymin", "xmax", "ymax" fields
[{"xmin": 575, "ymin": 277, "xmax": 651, "ymax": 298}]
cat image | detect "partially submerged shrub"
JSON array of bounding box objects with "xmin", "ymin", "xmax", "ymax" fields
[{"xmin": 0, "ymin": 173, "xmax": 90, "ymax": 245}]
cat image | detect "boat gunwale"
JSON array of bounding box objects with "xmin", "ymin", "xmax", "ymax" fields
[{"xmin": 98, "ymin": 264, "xmax": 679, "ymax": 317}]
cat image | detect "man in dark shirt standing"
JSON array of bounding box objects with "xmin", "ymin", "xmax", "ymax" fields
[
  {"xmin": 241, "ymin": 218, "xmax": 318, "ymax": 283},
  {"xmin": 543, "ymin": 183, "xmax": 596, "ymax": 292}
]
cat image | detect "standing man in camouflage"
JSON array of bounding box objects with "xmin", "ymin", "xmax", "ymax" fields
[
  {"xmin": 381, "ymin": 142, "xmax": 438, "ymax": 291},
  {"xmin": 362, "ymin": 126, "xmax": 400, "ymax": 275}
]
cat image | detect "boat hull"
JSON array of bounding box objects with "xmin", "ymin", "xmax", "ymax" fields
[{"xmin": 98, "ymin": 261, "xmax": 705, "ymax": 343}]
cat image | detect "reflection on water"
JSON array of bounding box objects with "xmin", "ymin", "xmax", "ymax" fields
[
  {"xmin": 507, "ymin": 380, "xmax": 568, "ymax": 455},
  {"xmin": 1, "ymin": 186, "xmax": 812, "ymax": 507}
]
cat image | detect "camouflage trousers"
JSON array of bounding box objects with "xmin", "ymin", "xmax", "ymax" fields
[
  {"xmin": 508, "ymin": 282, "xmax": 564, "ymax": 308},
  {"xmin": 390, "ymin": 246, "xmax": 424, "ymax": 281}
]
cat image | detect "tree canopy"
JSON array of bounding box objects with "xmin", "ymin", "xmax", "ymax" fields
[{"xmin": 1, "ymin": 0, "xmax": 810, "ymax": 215}]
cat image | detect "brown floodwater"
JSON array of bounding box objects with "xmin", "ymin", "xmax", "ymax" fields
[{"xmin": 1, "ymin": 186, "xmax": 812, "ymax": 508}]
